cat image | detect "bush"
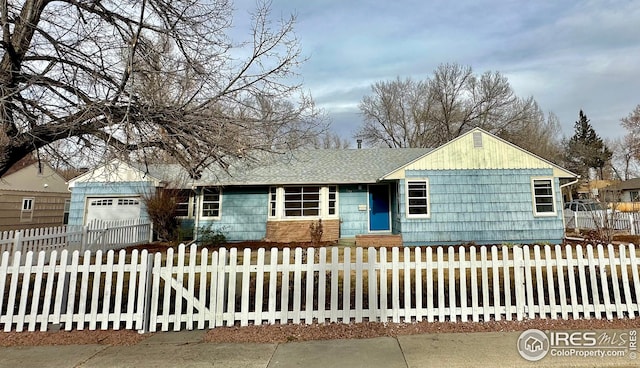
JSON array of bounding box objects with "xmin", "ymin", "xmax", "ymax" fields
[
  {"xmin": 140, "ymin": 188, "xmax": 182, "ymax": 241},
  {"xmin": 309, "ymin": 219, "xmax": 323, "ymax": 246},
  {"xmin": 198, "ymin": 225, "xmax": 228, "ymax": 247}
]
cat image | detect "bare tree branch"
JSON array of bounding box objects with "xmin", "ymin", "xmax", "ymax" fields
[{"xmin": 0, "ymin": 0, "xmax": 324, "ymax": 177}]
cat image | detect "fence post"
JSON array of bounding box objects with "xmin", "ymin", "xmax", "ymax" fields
[
  {"xmin": 630, "ymin": 214, "xmax": 636, "ymax": 236},
  {"xmin": 148, "ymin": 222, "xmax": 154, "ymax": 243},
  {"xmin": 574, "ymin": 212, "xmax": 579, "ymax": 234},
  {"xmin": 81, "ymin": 226, "xmax": 88, "ymax": 252},
  {"xmin": 13, "ymin": 231, "xmax": 22, "ymax": 253},
  {"xmin": 101, "ymin": 227, "xmax": 107, "ymax": 252},
  {"xmin": 140, "ymin": 252, "xmax": 155, "ymax": 333},
  {"xmin": 512, "ymin": 245, "xmax": 526, "ymax": 321}
]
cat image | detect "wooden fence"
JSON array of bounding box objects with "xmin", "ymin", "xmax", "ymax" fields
[
  {"xmin": 1, "ymin": 243, "xmax": 638, "ymax": 333},
  {"xmin": 0, "ymin": 219, "xmax": 152, "ymax": 263}
]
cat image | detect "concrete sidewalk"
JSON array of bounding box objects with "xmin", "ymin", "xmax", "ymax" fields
[{"xmin": 0, "ymin": 329, "xmax": 637, "ymax": 368}]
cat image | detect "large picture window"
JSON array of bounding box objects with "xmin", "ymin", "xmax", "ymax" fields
[
  {"xmin": 270, "ymin": 186, "xmax": 338, "ymax": 219},
  {"xmin": 406, "ymin": 180, "xmax": 429, "ymax": 217},
  {"xmin": 532, "ymin": 178, "xmax": 555, "ymax": 215},
  {"xmin": 201, "ymin": 188, "xmax": 221, "ymax": 218},
  {"xmin": 284, "ymin": 186, "xmax": 320, "ymax": 217}
]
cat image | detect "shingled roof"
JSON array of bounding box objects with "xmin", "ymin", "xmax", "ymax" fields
[
  {"xmin": 224, "ymin": 148, "xmax": 432, "ymax": 185},
  {"xmin": 140, "ymin": 148, "xmax": 431, "ymax": 186}
]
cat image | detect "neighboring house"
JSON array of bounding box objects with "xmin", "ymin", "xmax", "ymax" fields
[
  {"xmin": 601, "ymin": 178, "xmax": 640, "ymax": 212},
  {"xmin": 67, "ymin": 128, "xmax": 578, "ymax": 245},
  {"xmin": 0, "ymin": 162, "xmax": 71, "ymax": 231},
  {"xmin": 66, "ymin": 160, "xmax": 161, "ymax": 226},
  {"xmin": 602, "ymin": 178, "xmax": 640, "ymax": 201},
  {"xmin": 575, "ymin": 179, "xmax": 614, "ymax": 200}
]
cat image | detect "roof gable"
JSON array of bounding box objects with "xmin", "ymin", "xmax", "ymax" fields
[
  {"xmin": 0, "ymin": 163, "xmax": 69, "ymax": 192},
  {"xmin": 383, "ymin": 128, "xmax": 577, "ymax": 179},
  {"xmin": 68, "ymin": 159, "xmax": 164, "ymax": 187}
]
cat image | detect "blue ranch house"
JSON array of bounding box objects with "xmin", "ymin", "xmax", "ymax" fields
[{"xmin": 67, "ymin": 129, "xmax": 578, "ymax": 246}]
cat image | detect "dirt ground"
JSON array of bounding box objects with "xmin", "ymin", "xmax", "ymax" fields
[
  {"xmin": 2, "ymin": 318, "xmax": 640, "ymax": 346},
  {"xmin": 130, "ymin": 240, "xmax": 339, "ymax": 254},
  {"xmin": 136, "ymin": 233, "xmax": 640, "ymax": 254}
]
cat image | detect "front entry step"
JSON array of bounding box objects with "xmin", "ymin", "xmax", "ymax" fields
[{"xmin": 355, "ymin": 234, "xmax": 403, "ymax": 247}]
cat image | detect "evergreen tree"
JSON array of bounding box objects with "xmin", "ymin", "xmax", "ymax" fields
[{"xmin": 564, "ymin": 110, "xmax": 612, "ymax": 179}]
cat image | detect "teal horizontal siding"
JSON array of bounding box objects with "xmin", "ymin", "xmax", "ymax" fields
[
  {"xmin": 68, "ymin": 182, "xmax": 154, "ymax": 226},
  {"xmin": 198, "ymin": 186, "xmax": 268, "ymax": 241},
  {"xmin": 338, "ymin": 185, "xmax": 369, "ymax": 237},
  {"xmin": 401, "ymin": 169, "xmax": 564, "ymax": 245}
]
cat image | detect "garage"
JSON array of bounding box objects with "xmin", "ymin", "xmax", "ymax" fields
[{"xmin": 85, "ymin": 197, "xmax": 141, "ymax": 224}]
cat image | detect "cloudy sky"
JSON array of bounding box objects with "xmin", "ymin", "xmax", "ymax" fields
[{"xmin": 235, "ymin": 0, "xmax": 640, "ymax": 144}]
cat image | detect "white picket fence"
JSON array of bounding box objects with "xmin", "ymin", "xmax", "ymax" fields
[
  {"xmin": 1, "ymin": 243, "xmax": 638, "ymax": 333},
  {"xmin": 565, "ymin": 211, "xmax": 640, "ymax": 234},
  {"xmin": 0, "ymin": 219, "xmax": 152, "ymax": 260}
]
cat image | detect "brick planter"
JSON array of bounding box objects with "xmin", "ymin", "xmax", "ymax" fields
[{"xmin": 265, "ymin": 219, "xmax": 340, "ymax": 243}]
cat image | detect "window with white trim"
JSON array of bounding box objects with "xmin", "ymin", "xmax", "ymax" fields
[
  {"xmin": 201, "ymin": 188, "xmax": 221, "ymax": 218},
  {"xmin": 21, "ymin": 197, "xmax": 34, "ymax": 222},
  {"xmin": 406, "ymin": 180, "xmax": 429, "ymax": 217},
  {"xmin": 631, "ymin": 191, "xmax": 640, "ymax": 202},
  {"xmin": 63, "ymin": 199, "xmax": 70, "ymax": 224},
  {"xmin": 270, "ymin": 186, "xmax": 338, "ymax": 219},
  {"xmin": 284, "ymin": 186, "xmax": 320, "ymax": 217},
  {"xmin": 532, "ymin": 178, "xmax": 555, "ymax": 215},
  {"xmin": 269, "ymin": 187, "xmax": 277, "ymax": 217},
  {"xmin": 175, "ymin": 189, "xmax": 193, "ymax": 217},
  {"xmin": 328, "ymin": 186, "xmax": 337, "ymax": 215},
  {"xmin": 22, "ymin": 198, "xmax": 33, "ymax": 211}
]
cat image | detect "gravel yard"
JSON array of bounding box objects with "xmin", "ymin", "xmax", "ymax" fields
[{"xmin": 1, "ymin": 318, "xmax": 639, "ymax": 346}]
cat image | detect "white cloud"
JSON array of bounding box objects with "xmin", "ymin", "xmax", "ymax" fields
[{"xmin": 234, "ymin": 0, "xmax": 640, "ymax": 140}]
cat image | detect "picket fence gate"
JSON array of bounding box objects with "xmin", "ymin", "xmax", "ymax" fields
[{"xmin": 0, "ymin": 243, "xmax": 639, "ymax": 333}]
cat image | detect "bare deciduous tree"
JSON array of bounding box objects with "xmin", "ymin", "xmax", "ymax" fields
[
  {"xmin": 357, "ymin": 77, "xmax": 431, "ymax": 148},
  {"xmin": 621, "ymin": 104, "xmax": 640, "ymax": 135},
  {"xmin": 308, "ymin": 131, "xmax": 353, "ymax": 149},
  {"xmin": 612, "ymin": 104, "xmax": 640, "ymax": 180},
  {"xmin": 356, "ymin": 63, "xmax": 561, "ymax": 161},
  {"xmin": 499, "ymin": 111, "xmax": 564, "ymax": 163},
  {"xmin": 0, "ymin": 0, "xmax": 323, "ymax": 177},
  {"xmin": 609, "ymin": 136, "xmax": 639, "ymax": 180}
]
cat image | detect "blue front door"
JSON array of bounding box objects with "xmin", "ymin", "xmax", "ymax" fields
[{"xmin": 369, "ymin": 185, "xmax": 391, "ymax": 231}]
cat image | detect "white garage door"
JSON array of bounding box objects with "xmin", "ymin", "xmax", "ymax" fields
[{"xmin": 85, "ymin": 197, "xmax": 141, "ymax": 224}]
